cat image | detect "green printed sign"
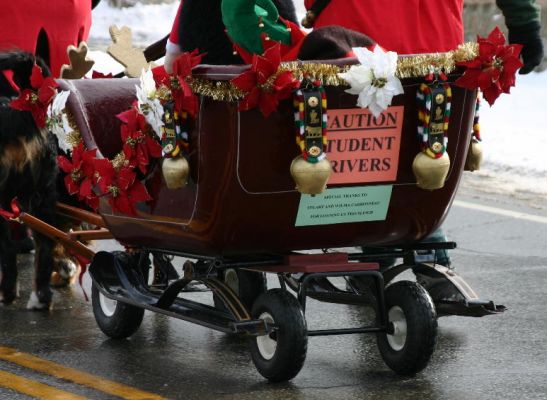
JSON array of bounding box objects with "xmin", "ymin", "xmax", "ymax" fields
[{"xmin": 295, "ymin": 185, "xmax": 392, "ymax": 226}]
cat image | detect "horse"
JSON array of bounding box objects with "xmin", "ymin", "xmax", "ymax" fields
[{"xmin": 0, "ymin": 51, "xmax": 76, "ymax": 309}]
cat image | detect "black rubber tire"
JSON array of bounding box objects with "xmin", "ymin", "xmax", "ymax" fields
[
  {"xmin": 250, "ymin": 289, "xmax": 308, "ymax": 382},
  {"xmin": 91, "ymin": 285, "xmax": 145, "ymax": 339},
  {"xmin": 214, "ymin": 268, "xmax": 267, "ymax": 311},
  {"xmin": 376, "ymin": 280, "xmax": 437, "ymax": 375}
]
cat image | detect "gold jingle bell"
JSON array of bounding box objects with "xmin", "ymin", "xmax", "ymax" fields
[
  {"xmin": 290, "ymin": 156, "xmax": 332, "ymax": 195},
  {"xmin": 464, "ymin": 138, "xmax": 483, "ymax": 172},
  {"xmin": 162, "ymin": 156, "xmax": 189, "ymax": 189},
  {"xmin": 412, "ymin": 151, "xmax": 450, "ymax": 190}
]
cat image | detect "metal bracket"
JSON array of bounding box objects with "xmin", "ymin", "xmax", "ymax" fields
[{"xmin": 413, "ymin": 263, "xmax": 505, "ymax": 317}]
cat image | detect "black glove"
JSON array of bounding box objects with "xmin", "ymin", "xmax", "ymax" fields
[
  {"xmin": 92, "ymin": 0, "xmax": 101, "ymax": 9},
  {"xmin": 508, "ymin": 22, "xmax": 544, "ymax": 74}
]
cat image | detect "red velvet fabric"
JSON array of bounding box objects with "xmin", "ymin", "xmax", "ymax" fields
[
  {"xmin": 169, "ymin": 0, "xmax": 184, "ymax": 45},
  {"xmin": 304, "ymin": 0, "xmax": 464, "ymax": 54},
  {"xmin": 0, "ymin": 0, "xmax": 93, "ymax": 77}
]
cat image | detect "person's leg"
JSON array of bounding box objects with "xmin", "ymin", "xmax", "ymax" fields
[
  {"xmin": 418, "ymin": 228, "xmax": 451, "ymax": 267},
  {"xmin": 359, "ymin": 227, "xmax": 451, "ymax": 270}
]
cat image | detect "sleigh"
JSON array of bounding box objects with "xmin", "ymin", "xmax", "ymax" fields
[{"xmin": 15, "ymin": 52, "xmax": 505, "ymax": 381}]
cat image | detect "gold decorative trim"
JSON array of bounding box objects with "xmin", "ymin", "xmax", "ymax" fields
[
  {"xmin": 66, "ymin": 111, "xmax": 83, "ymax": 147},
  {"xmin": 185, "ymin": 43, "xmax": 479, "ymax": 102},
  {"xmin": 188, "ymin": 78, "xmax": 246, "ymax": 102},
  {"xmin": 396, "ymin": 42, "xmax": 478, "ymax": 78},
  {"xmin": 112, "ymin": 152, "xmax": 129, "ymax": 170},
  {"xmin": 280, "ymin": 61, "xmax": 349, "ymax": 86}
]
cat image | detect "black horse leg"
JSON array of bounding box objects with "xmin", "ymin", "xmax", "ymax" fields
[
  {"xmin": 0, "ymin": 221, "xmax": 18, "ymax": 304},
  {"xmin": 27, "ymin": 232, "xmax": 55, "ymax": 309}
]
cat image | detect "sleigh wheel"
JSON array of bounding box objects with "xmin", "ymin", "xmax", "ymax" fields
[
  {"xmin": 250, "ymin": 289, "xmax": 307, "ymax": 382},
  {"xmin": 377, "ymin": 281, "xmax": 437, "ymax": 375},
  {"xmin": 92, "ymin": 285, "xmax": 145, "ymax": 339},
  {"xmin": 214, "ymin": 268, "xmax": 266, "ymax": 311}
]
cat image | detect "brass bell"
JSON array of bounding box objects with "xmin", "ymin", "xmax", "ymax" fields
[
  {"xmin": 162, "ymin": 156, "xmax": 189, "ymax": 189},
  {"xmin": 464, "ymin": 138, "xmax": 483, "ymax": 172},
  {"xmin": 412, "ymin": 151, "xmax": 450, "ymax": 190},
  {"xmin": 290, "ymin": 156, "xmax": 332, "ymax": 195}
]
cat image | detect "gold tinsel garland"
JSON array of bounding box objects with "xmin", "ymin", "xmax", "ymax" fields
[
  {"xmin": 66, "ymin": 112, "xmax": 83, "ymax": 148},
  {"xmin": 189, "ymin": 78, "xmax": 246, "ymax": 101},
  {"xmin": 186, "ymin": 43, "xmax": 479, "ymax": 102},
  {"xmin": 65, "ymin": 110, "xmax": 128, "ymax": 171},
  {"xmin": 396, "ymin": 42, "xmax": 478, "ymax": 78},
  {"xmin": 280, "ymin": 62, "xmax": 349, "ymax": 87}
]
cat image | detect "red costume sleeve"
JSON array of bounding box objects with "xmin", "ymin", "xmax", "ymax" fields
[
  {"xmin": 0, "ymin": 0, "xmax": 92, "ymax": 77},
  {"xmin": 168, "ymin": 0, "xmax": 184, "ymax": 50},
  {"xmin": 305, "ymin": 0, "xmax": 464, "ymax": 54}
]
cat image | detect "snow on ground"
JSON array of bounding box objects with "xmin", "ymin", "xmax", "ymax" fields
[
  {"xmin": 88, "ymin": 2, "xmax": 547, "ymax": 195},
  {"xmin": 478, "ymin": 72, "xmax": 547, "ymax": 195}
]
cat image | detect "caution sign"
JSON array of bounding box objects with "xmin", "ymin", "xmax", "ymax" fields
[{"xmin": 327, "ymin": 106, "xmax": 404, "ymax": 184}]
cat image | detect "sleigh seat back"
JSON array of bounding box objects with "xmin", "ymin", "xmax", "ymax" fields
[{"xmin": 57, "ymin": 78, "xmax": 138, "ymax": 158}]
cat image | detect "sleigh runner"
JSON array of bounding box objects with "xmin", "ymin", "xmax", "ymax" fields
[{"xmin": 2, "ymin": 33, "xmax": 517, "ymax": 381}]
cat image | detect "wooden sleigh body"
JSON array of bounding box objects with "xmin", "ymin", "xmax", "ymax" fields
[{"xmin": 56, "ymin": 62, "xmax": 476, "ymax": 257}]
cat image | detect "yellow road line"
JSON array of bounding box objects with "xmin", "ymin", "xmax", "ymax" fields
[
  {"xmin": 0, "ymin": 347, "xmax": 166, "ymax": 400},
  {"xmin": 0, "ymin": 370, "xmax": 87, "ymax": 400}
]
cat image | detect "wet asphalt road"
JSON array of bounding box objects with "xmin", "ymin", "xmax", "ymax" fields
[{"xmin": 1, "ymin": 173, "xmax": 547, "ymax": 400}]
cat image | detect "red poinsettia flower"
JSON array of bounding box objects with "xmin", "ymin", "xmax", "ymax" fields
[
  {"xmin": 231, "ymin": 44, "xmax": 300, "ymax": 117},
  {"xmin": 156, "ymin": 50, "xmax": 203, "ymax": 117},
  {"xmin": 173, "ymin": 49, "xmax": 203, "ymax": 78},
  {"xmin": 455, "ymin": 27, "xmax": 523, "ymax": 106},
  {"xmin": 57, "ymin": 142, "xmax": 99, "ymax": 210},
  {"xmin": 93, "ymin": 158, "xmax": 152, "ymax": 216},
  {"xmin": 10, "ymin": 64, "xmax": 58, "ymax": 127},
  {"xmin": 91, "ymin": 71, "xmax": 114, "ymax": 79},
  {"xmin": 117, "ymin": 105, "xmax": 162, "ymax": 174}
]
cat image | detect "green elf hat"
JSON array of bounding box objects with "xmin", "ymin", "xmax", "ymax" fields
[{"xmin": 221, "ymin": 0, "xmax": 292, "ymax": 55}]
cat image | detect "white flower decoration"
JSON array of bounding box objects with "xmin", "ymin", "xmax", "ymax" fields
[
  {"xmin": 46, "ymin": 90, "xmax": 73, "ymax": 153},
  {"xmin": 339, "ymin": 46, "xmax": 404, "ymax": 117},
  {"xmin": 136, "ymin": 67, "xmax": 164, "ymax": 138}
]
